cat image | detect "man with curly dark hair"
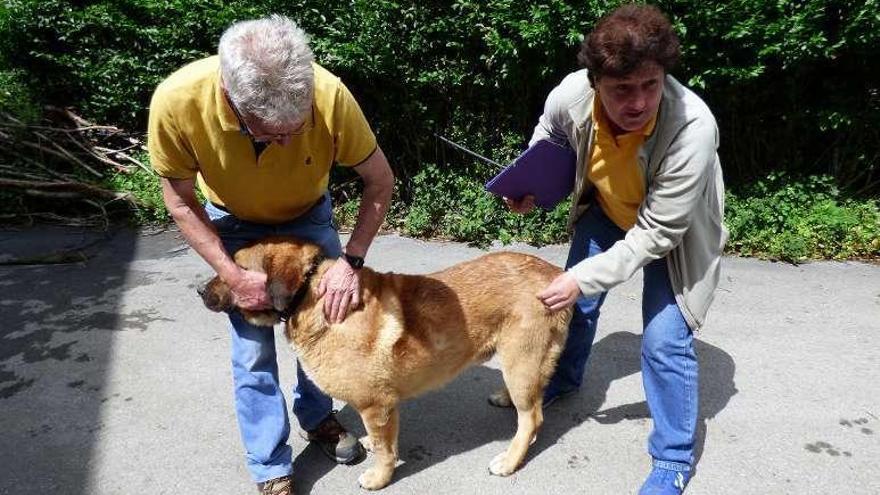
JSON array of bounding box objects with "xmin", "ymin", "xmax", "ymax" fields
[{"xmin": 503, "ymin": 4, "xmax": 727, "ymax": 494}]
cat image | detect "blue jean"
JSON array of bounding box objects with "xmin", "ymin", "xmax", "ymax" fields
[
  {"xmin": 205, "ymin": 193, "xmax": 341, "ymax": 483},
  {"xmin": 546, "ymin": 203, "xmax": 698, "ymax": 472}
]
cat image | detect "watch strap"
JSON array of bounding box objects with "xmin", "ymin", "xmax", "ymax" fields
[{"xmin": 343, "ymin": 252, "xmax": 365, "ymax": 269}]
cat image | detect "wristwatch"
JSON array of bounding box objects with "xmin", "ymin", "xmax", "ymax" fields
[{"xmin": 343, "ymin": 252, "xmax": 365, "ymax": 269}]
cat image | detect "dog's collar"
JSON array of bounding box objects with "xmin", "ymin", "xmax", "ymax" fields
[{"xmin": 278, "ymin": 253, "xmax": 325, "ymax": 322}]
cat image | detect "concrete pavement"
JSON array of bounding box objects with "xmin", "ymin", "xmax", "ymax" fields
[{"xmin": 0, "ymin": 226, "xmax": 878, "ymax": 494}]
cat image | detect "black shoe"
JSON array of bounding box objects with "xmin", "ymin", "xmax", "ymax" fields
[
  {"xmin": 542, "ymin": 388, "xmax": 578, "ymax": 408},
  {"xmin": 303, "ymin": 412, "xmax": 366, "ymax": 465},
  {"xmin": 487, "ymin": 388, "xmax": 578, "ymax": 409}
]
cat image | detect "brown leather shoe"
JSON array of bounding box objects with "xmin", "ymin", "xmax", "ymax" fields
[
  {"xmin": 304, "ymin": 412, "xmax": 366, "ymax": 465},
  {"xmin": 257, "ymin": 475, "xmax": 293, "ymax": 495}
]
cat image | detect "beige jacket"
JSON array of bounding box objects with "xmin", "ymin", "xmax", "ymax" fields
[{"xmin": 530, "ymin": 70, "xmax": 728, "ymax": 330}]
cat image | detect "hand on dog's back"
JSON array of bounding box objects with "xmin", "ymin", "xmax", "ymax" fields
[{"xmin": 316, "ymin": 258, "xmax": 361, "ymax": 323}]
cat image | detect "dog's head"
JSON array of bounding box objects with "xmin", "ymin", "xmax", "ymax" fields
[
  {"xmin": 197, "ymin": 276, "xmax": 235, "ymax": 313},
  {"xmin": 197, "ymin": 236, "xmax": 326, "ymax": 326}
]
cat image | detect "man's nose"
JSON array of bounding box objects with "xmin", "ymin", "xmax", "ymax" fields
[{"xmin": 631, "ymin": 91, "xmax": 648, "ymax": 112}]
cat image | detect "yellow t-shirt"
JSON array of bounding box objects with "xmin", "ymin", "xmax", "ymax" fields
[
  {"xmin": 147, "ymin": 56, "xmax": 377, "ymax": 224},
  {"xmin": 587, "ymin": 99, "xmax": 656, "ymax": 230}
]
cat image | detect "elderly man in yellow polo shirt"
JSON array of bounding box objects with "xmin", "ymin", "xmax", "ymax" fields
[{"xmin": 147, "ymin": 15, "xmax": 394, "ymax": 495}]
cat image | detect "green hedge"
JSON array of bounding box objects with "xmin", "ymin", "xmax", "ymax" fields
[
  {"xmin": 2, "ymin": 0, "xmax": 878, "ymax": 194},
  {"xmin": 1, "ymin": 1, "xmax": 878, "ymax": 259},
  {"xmin": 725, "ymin": 174, "xmax": 880, "ymax": 261}
]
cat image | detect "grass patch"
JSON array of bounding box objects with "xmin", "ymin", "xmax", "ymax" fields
[
  {"xmin": 101, "ymin": 162, "xmax": 167, "ymax": 225},
  {"xmin": 725, "ymin": 174, "xmax": 880, "ymax": 262},
  {"xmin": 88, "ymin": 165, "xmax": 880, "ymax": 263}
]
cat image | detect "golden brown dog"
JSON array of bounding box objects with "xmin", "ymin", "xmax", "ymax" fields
[{"xmin": 199, "ymin": 236, "xmax": 572, "ymax": 490}]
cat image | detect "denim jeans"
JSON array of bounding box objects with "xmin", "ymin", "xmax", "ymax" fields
[
  {"xmin": 546, "ymin": 203, "xmax": 698, "ymax": 472},
  {"xmin": 205, "ymin": 193, "xmax": 341, "ymax": 483}
]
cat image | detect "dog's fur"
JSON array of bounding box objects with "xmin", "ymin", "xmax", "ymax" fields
[{"xmin": 199, "ymin": 236, "xmax": 572, "ymax": 490}]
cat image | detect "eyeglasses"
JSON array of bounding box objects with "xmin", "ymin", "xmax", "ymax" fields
[{"xmin": 225, "ymin": 90, "xmax": 313, "ymax": 142}]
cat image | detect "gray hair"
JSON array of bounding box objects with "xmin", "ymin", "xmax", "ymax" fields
[{"xmin": 218, "ymin": 15, "xmax": 314, "ymax": 126}]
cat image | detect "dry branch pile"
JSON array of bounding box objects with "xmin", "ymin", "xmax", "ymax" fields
[{"xmin": 0, "ymin": 107, "xmax": 153, "ymax": 226}]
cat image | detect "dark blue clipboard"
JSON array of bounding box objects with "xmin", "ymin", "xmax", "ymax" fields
[{"xmin": 485, "ymin": 139, "xmax": 577, "ymax": 210}]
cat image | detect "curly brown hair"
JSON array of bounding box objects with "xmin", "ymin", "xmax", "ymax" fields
[{"xmin": 577, "ymin": 4, "xmax": 680, "ymax": 83}]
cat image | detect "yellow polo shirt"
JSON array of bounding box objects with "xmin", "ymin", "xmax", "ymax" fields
[
  {"xmin": 588, "ymin": 98, "xmax": 657, "ymax": 230},
  {"xmin": 147, "ymin": 56, "xmax": 377, "ymax": 224}
]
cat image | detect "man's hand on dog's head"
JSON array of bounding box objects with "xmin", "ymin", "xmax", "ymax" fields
[
  {"xmin": 316, "ymin": 258, "xmax": 361, "ymax": 324},
  {"xmin": 228, "ymin": 268, "xmax": 273, "ymax": 311}
]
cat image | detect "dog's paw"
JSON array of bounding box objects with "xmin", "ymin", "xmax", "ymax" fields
[
  {"xmin": 360, "ymin": 435, "xmax": 375, "ymax": 453},
  {"xmin": 487, "ymin": 389, "xmax": 512, "ymax": 408},
  {"xmin": 488, "ymin": 452, "xmax": 517, "ymax": 477},
  {"xmin": 358, "ymin": 467, "xmax": 392, "ymax": 490}
]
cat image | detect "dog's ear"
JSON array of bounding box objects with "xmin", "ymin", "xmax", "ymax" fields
[
  {"xmin": 198, "ymin": 276, "xmax": 234, "ymax": 313},
  {"xmin": 264, "ymin": 253, "xmax": 307, "ymax": 312},
  {"xmin": 263, "ymin": 242, "xmax": 323, "ymax": 312},
  {"xmin": 267, "ymin": 277, "xmax": 296, "ymax": 312}
]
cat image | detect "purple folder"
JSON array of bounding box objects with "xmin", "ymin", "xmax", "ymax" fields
[{"xmin": 485, "ymin": 139, "xmax": 577, "ymax": 210}]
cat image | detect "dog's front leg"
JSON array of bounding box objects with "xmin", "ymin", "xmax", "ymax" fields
[{"xmin": 357, "ymin": 405, "xmax": 399, "ymax": 490}]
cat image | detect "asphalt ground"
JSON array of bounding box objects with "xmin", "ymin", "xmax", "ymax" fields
[{"xmin": 1, "ymin": 226, "xmax": 878, "ymax": 494}]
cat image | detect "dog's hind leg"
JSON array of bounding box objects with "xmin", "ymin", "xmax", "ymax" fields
[
  {"xmin": 488, "ymin": 391, "xmax": 542, "ymax": 476},
  {"xmin": 488, "ymin": 354, "xmax": 546, "ymax": 476},
  {"xmin": 357, "ymin": 405, "xmax": 400, "ymax": 490}
]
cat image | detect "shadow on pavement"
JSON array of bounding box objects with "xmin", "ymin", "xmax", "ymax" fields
[
  {"xmin": 289, "ymin": 330, "xmax": 736, "ymax": 491},
  {"xmin": 0, "ymin": 227, "xmax": 143, "ymax": 494},
  {"xmin": 532, "ymin": 331, "xmax": 738, "ymax": 468}
]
